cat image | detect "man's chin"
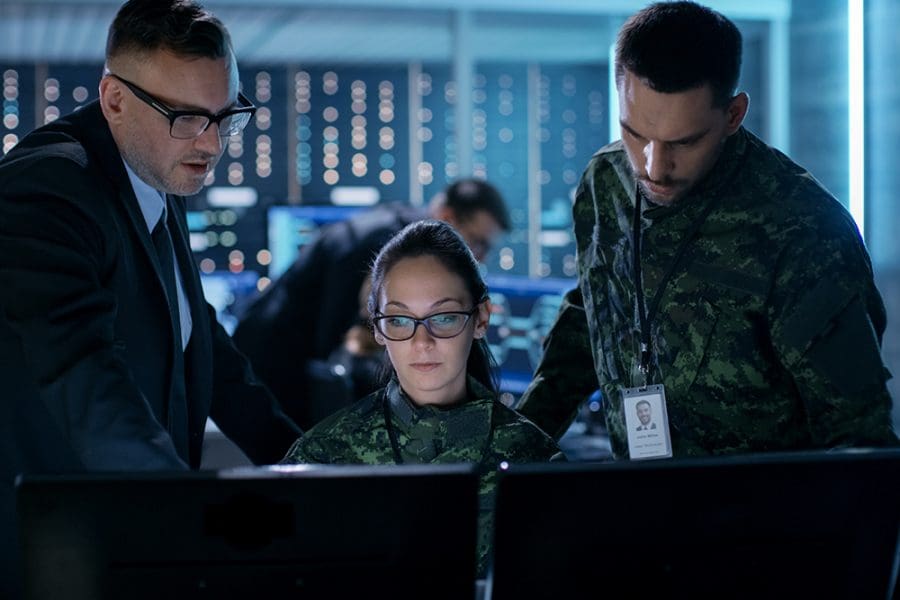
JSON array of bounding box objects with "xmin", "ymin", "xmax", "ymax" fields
[
  {"xmin": 168, "ymin": 177, "xmax": 207, "ymax": 197},
  {"xmin": 639, "ymin": 181, "xmax": 684, "ymax": 206}
]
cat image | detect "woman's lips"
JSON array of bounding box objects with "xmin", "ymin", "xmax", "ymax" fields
[{"xmin": 410, "ymin": 362, "xmax": 440, "ymax": 372}]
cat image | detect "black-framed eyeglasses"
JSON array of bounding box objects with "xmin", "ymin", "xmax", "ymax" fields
[
  {"xmin": 372, "ymin": 306, "xmax": 481, "ymax": 341},
  {"xmin": 107, "ymin": 73, "xmax": 257, "ymax": 139}
]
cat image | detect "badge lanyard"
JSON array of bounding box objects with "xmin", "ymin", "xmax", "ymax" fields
[{"xmin": 631, "ymin": 183, "xmax": 722, "ymax": 386}]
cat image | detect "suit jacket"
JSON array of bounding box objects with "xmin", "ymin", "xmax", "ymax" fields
[{"xmin": 0, "ymin": 101, "xmax": 300, "ymax": 594}]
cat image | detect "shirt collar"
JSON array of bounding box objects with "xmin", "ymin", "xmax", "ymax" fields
[{"xmin": 123, "ymin": 161, "xmax": 166, "ymax": 232}]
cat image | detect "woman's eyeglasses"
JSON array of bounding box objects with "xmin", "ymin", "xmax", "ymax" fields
[{"xmin": 372, "ymin": 306, "xmax": 480, "ymax": 341}]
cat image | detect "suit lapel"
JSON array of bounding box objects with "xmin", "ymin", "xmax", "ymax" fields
[
  {"xmin": 79, "ymin": 102, "xmax": 173, "ymax": 318},
  {"xmin": 167, "ymin": 192, "xmax": 213, "ymax": 458},
  {"xmin": 77, "ymin": 101, "xmax": 191, "ymax": 459}
]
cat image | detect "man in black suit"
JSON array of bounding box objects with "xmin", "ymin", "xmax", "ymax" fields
[{"xmin": 0, "ymin": 1, "xmax": 300, "ymax": 594}]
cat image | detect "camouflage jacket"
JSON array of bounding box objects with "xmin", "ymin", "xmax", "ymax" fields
[
  {"xmin": 518, "ymin": 127, "xmax": 898, "ymax": 457},
  {"xmin": 281, "ymin": 376, "xmax": 562, "ymax": 576}
]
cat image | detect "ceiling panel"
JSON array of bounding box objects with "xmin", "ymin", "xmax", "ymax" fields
[{"xmin": 0, "ymin": 0, "xmax": 789, "ymax": 64}]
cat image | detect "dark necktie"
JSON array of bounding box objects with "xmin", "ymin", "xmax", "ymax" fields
[
  {"xmin": 151, "ymin": 215, "xmax": 182, "ymax": 344},
  {"xmin": 150, "ymin": 211, "xmax": 189, "ymax": 459}
]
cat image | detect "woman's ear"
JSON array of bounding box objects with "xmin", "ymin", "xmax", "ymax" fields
[
  {"xmin": 374, "ymin": 331, "xmax": 387, "ymax": 346},
  {"xmin": 473, "ymin": 299, "xmax": 491, "ymax": 339}
]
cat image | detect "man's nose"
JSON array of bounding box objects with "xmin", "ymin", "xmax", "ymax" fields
[
  {"xmin": 195, "ymin": 122, "xmax": 223, "ymax": 156},
  {"xmin": 643, "ymin": 141, "xmax": 672, "ymax": 181}
]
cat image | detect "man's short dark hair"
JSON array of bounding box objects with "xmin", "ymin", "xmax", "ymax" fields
[
  {"xmin": 106, "ymin": 0, "xmax": 231, "ymax": 62},
  {"xmin": 439, "ymin": 178, "xmax": 511, "ymax": 231},
  {"xmin": 615, "ymin": 1, "xmax": 742, "ymax": 107}
]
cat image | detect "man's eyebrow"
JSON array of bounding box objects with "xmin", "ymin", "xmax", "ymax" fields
[
  {"xmin": 620, "ymin": 119, "xmax": 710, "ymax": 145},
  {"xmin": 620, "ymin": 120, "xmax": 643, "ymax": 139},
  {"xmin": 668, "ymin": 129, "xmax": 710, "ymax": 145}
]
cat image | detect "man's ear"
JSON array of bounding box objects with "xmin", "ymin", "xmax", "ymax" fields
[
  {"xmin": 99, "ymin": 75, "xmax": 125, "ymax": 126},
  {"xmin": 725, "ymin": 91, "xmax": 749, "ymax": 135}
]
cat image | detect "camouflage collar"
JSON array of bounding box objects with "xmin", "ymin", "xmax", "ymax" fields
[
  {"xmin": 383, "ymin": 376, "xmax": 494, "ymax": 465},
  {"xmin": 385, "ymin": 376, "xmax": 494, "ymax": 429}
]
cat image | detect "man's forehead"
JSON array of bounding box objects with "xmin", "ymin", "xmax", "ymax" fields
[
  {"xmin": 461, "ymin": 209, "xmax": 501, "ymax": 232},
  {"xmin": 619, "ymin": 76, "xmax": 720, "ymax": 141}
]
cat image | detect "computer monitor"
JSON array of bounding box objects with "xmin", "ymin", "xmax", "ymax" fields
[
  {"xmin": 489, "ymin": 449, "xmax": 900, "ymax": 599},
  {"xmin": 199, "ymin": 270, "xmax": 260, "ymax": 335},
  {"xmin": 266, "ymin": 204, "xmax": 366, "ymax": 279},
  {"xmin": 17, "ymin": 464, "xmax": 479, "ymax": 600},
  {"xmin": 484, "ymin": 274, "xmax": 575, "ymax": 396}
]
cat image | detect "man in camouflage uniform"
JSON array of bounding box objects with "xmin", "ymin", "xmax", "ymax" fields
[
  {"xmin": 517, "ymin": 1, "xmax": 898, "ymax": 457},
  {"xmin": 282, "ymin": 376, "xmax": 562, "ymax": 577}
]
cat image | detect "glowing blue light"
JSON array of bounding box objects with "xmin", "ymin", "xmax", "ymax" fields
[{"xmin": 848, "ymin": 0, "xmax": 865, "ymax": 238}]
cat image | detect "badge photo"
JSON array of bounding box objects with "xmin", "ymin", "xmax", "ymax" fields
[{"xmin": 622, "ymin": 384, "xmax": 672, "ymax": 460}]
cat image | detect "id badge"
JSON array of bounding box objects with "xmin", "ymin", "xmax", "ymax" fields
[{"xmin": 622, "ymin": 384, "xmax": 672, "ymax": 460}]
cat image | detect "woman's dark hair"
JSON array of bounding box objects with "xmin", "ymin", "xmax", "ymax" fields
[
  {"xmin": 368, "ymin": 219, "xmax": 499, "ymax": 395},
  {"xmin": 615, "ymin": 1, "xmax": 742, "ymax": 108},
  {"xmin": 106, "ymin": 0, "xmax": 231, "ymax": 62}
]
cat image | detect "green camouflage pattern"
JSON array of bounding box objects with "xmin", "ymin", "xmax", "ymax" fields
[
  {"xmin": 281, "ymin": 376, "xmax": 562, "ymax": 576},
  {"xmin": 518, "ymin": 127, "xmax": 898, "ymax": 457}
]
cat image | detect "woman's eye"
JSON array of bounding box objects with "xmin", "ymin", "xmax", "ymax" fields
[{"xmin": 431, "ymin": 314, "xmax": 460, "ymax": 326}]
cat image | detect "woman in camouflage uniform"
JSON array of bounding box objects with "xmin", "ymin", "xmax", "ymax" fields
[{"xmin": 281, "ymin": 219, "xmax": 562, "ymax": 576}]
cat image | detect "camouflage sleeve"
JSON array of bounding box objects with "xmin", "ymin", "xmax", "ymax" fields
[
  {"xmin": 490, "ymin": 403, "xmax": 565, "ymax": 461},
  {"xmin": 769, "ymin": 207, "xmax": 898, "ymax": 447},
  {"xmin": 516, "ymin": 287, "xmax": 598, "ymax": 440},
  {"xmin": 278, "ymin": 408, "xmax": 349, "ymax": 464},
  {"xmin": 279, "ymin": 434, "xmax": 327, "ymax": 464}
]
